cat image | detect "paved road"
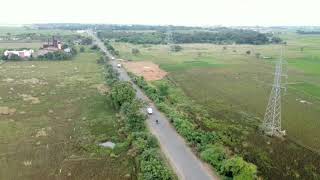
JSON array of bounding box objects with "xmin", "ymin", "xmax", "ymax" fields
[{"xmin": 89, "ymin": 31, "xmax": 218, "ymax": 180}]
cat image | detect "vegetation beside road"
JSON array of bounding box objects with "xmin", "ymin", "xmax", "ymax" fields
[
  {"xmin": 112, "ymin": 32, "xmax": 320, "ymax": 179},
  {"xmin": 130, "ymin": 73, "xmax": 257, "ymax": 179},
  {"xmin": 103, "ymin": 59, "xmax": 175, "ymax": 180}
]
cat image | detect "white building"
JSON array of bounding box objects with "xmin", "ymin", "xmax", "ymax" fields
[
  {"xmin": 64, "ymin": 48, "xmax": 71, "ymax": 53},
  {"xmin": 4, "ymin": 49, "xmax": 34, "ymax": 59}
]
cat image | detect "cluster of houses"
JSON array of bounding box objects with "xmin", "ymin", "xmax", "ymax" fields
[{"xmin": 3, "ymin": 36, "xmax": 71, "ymax": 60}]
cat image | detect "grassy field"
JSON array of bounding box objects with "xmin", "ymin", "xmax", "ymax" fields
[
  {"xmin": 0, "ymin": 52, "xmax": 135, "ymax": 180},
  {"xmin": 112, "ymin": 33, "xmax": 320, "ymax": 152},
  {"xmin": 112, "ymin": 33, "xmax": 320, "ymax": 178},
  {"xmin": 0, "ymin": 26, "xmax": 73, "ymax": 36},
  {"xmin": 0, "ymin": 41, "xmax": 43, "ymax": 49}
]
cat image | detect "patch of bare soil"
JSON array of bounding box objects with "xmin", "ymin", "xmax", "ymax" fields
[
  {"xmin": 35, "ymin": 128, "xmax": 47, "ymax": 137},
  {"xmin": 0, "ymin": 106, "xmax": 16, "ymax": 115},
  {"xmin": 22, "ymin": 78, "xmax": 48, "ymax": 85},
  {"xmin": 91, "ymin": 84, "xmax": 109, "ymax": 95},
  {"xmin": 122, "ymin": 61, "xmax": 168, "ymax": 81},
  {"xmin": 2, "ymin": 78, "xmax": 15, "ymax": 83},
  {"xmin": 19, "ymin": 94, "xmax": 40, "ymax": 104}
]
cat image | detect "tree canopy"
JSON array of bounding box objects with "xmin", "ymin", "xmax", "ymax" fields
[{"xmin": 110, "ymin": 81, "xmax": 136, "ymax": 109}]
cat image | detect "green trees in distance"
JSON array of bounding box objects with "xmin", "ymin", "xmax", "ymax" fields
[
  {"xmin": 104, "ymin": 41, "xmax": 120, "ymax": 56},
  {"xmin": 80, "ymin": 37, "xmax": 93, "ymax": 45},
  {"xmin": 98, "ymin": 28, "xmax": 280, "ymax": 45},
  {"xmin": 38, "ymin": 49, "xmax": 76, "ymax": 61}
]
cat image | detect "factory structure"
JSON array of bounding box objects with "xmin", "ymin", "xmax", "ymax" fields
[
  {"xmin": 42, "ymin": 36, "xmax": 62, "ymax": 50},
  {"xmin": 3, "ymin": 36, "xmax": 72, "ymax": 60},
  {"xmin": 37, "ymin": 36, "xmax": 71, "ymax": 56}
]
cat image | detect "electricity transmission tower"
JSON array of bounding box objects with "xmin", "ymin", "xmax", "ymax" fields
[
  {"xmin": 262, "ymin": 46, "xmax": 287, "ymax": 137},
  {"xmin": 166, "ymin": 26, "xmax": 174, "ymax": 51}
]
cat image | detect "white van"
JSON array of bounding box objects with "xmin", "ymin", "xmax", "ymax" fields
[{"xmin": 147, "ymin": 107, "xmax": 153, "ymax": 115}]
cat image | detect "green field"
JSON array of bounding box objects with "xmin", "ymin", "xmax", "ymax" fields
[
  {"xmin": 113, "ymin": 34, "xmax": 320, "ymax": 152},
  {"xmin": 112, "ymin": 33, "xmax": 320, "ymax": 178},
  {"xmin": 0, "ymin": 52, "xmax": 135, "ymax": 179},
  {"xmin": 0, "ymin": 26, "xmax": 73, "ymax": 36},
  {"xmin": 0, "ymin": 41, "xmax": 43, "ymax": 49}
]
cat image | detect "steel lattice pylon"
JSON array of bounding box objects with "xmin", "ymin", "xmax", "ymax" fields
[{"xmin": 262, "ymin": 46, "xmax": 287, "ymax": 137}]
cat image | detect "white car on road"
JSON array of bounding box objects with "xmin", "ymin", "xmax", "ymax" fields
[{"xmin": 147, "ymin": 107, "xmax": 153, "ymax": 115}]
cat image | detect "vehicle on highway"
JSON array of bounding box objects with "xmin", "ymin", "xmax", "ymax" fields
[
  {"xmin": 117, "ymin": 63, "xmax": 122, "ymax": 68},
  {"xmin": 147, "ymin": 107, "xmax": 153, "ymax": 115}
]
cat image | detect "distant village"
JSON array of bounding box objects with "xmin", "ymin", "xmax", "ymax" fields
[{"xmin": 3, "ymin": 36, "xmax": 72, "ymax": 60}]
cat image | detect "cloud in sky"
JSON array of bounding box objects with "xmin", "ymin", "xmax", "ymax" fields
[{"xmin": 1, "ymin": 0, "xmax": 319, "ymax": 26}]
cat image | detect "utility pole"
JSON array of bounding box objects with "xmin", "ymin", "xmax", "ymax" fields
[
  {"xmin": 262, "ymin": 45, "xmax": 287, "ymax": 137},
  {"xmin": 166, "ymin": 26, "xmax": 174, "ymax": 52}
]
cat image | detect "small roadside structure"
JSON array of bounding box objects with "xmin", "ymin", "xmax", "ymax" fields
[
  {"xmin": 262, "ymin": 56, "xmax": 272, "ymax": 59},
  {"xmin": 64, "ymin": 48, "xmax": 71, "ymax": 53},
  {"xmin": 99, "ymin": 141, "xmax": 115, "ymax": 149}
]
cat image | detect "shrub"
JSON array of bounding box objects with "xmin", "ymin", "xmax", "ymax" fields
[
  {"xmin": 220, "ymin": 156, "xmax": 257, "ymax": 180},
  {"xmin": 81, "ymin": 37, "xmax": 93, "ymax": 45},
  {"xmin": 110, "ymin": 81, "xmax": 136, "ymax": 109},
  {"xmin": 90, "ymin": 44, "xmax": 99, "ymax": 50},
  {"xmin": 139, "ymin": 148, "xmax": 173, "ymax": 180},
  {"xmin": 131, "ymin": 132, "xmax": 158, "ymax": 153},
  {"xmin": 121, "ymin": 101, "xmax": 145, "ymax": 131},
  {"xmin": 38, "ymin": 51, "xmax": 73, "ymax": 61},
  {"xmin": 80, "ymin": 46, "xmax": 85, "ymax": 52},
  {"xmin": 103, "ymin": 64, "xmax": 119, "ymax": 85},
  {"xmin": 96, "ymin": 56, "xmax": 105, "ymax": 64},
  {"xmin": 200, "ymin": 144, "xmax": 226, "ymax": 171},
  {"xmin": 132, "ymin": 48, "xmax": 140, "ymax": 55},
  {"xmin": 170, "ymin": 45, "xmax": 183, "ymax": 52},
  {"xmin": 6, "ymin": 54, "xmax": 21, "ymax": 61}
]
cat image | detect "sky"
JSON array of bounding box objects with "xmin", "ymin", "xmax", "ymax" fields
[{"xmin": 1, "ymin": 0, "xmax": 319, "ymax": 26}]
